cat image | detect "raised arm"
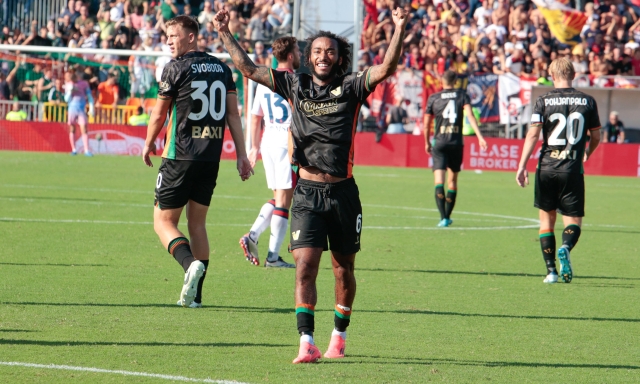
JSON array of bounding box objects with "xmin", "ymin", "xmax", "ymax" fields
[
  {"xmin": 367, "ymin": 7, "xmax": 409, "ymax": 89},
  {"xmin": 214, "ymin": 8, "xmax": 274, "ymax": 90}
]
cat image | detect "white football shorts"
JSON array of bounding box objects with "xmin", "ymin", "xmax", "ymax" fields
[{"xmin": 261, "ymin": 145, "xmax": 293, "ymax": 190}]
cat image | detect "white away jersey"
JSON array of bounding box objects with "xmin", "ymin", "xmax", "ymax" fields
[{"xmin": 251, "ymin": 81, "xmax": 291, "ymax": 149}]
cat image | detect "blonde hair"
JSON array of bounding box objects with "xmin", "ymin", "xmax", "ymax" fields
[{"xmin": 549, "ymin": 57, "xmax": 575, "ymax": 82}]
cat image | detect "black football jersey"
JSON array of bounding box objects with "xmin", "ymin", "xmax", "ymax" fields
[
  {"xmin": 158, "ymin": 51, "xmax": 236, "ymax": 161},
  {"xmin": 271, "ymin": 68, "xmax": 374, "ymax": 178},
  {"xmin": 426, "ymin": 89, "xmax": 470, "ymax": 147},
  {"xmin": 531, "ymin": 88, "xmax": 601, "ymax": 174}
]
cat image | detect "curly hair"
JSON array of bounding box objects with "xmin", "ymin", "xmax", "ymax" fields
[{"xmin": 304, "ymin": 30, "xmax": 352, "ymax": 77}]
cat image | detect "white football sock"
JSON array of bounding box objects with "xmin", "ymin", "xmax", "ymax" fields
[
  {"xmin": 249, "ymin": 200, "xmax": 275, "ymax": 241},
  {"xmin": 332, "ymin": 329, "xmax": 347, "ymax": 340},
  {"xmin": 268, "ymin": 207, "xmax": 288, "ymax": 260},
  {"xmin": 300, "ymin": 334, "xmax": 314, "ymax": 345}
]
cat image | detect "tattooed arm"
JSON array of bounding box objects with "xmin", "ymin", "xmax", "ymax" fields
[
  {"xmin": 214, "ymin": 9, "xmax": 274, "ymax": 90},
  {"xmin": 367, "ymin": 7, "xmax": 409, "ymax": 89}
]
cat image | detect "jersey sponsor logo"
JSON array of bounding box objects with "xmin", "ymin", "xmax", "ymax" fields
[
  {"xmin": 159, "ymin": 81, "xmax": 170, "ymax": 93},
  {"xmin": 549, "ymin": 149, "xmax": 578, "ymax": 160},
  {"xmin": 330, "ymin": 86, "xmax": 342, "ymax": 97},
  {"xmin": 440, "ymin": 92, "xmax": 457, "ymax": 99},
  {"xmin": 191, "ymin": 125, "xmax": 223, "ymax": 139},
  {"xmin": 439, "ymin": 125, "xmax": 460, "ymax": 134},
  {"xmin": 191, "ymin": 63, "xmax": 225, "ymax": 73},
  {"xmin": 544, "ymin": 97, "xmax": 587, "ymax": 106},
  {"xmin": 300, "ymin": 98, "xmax": 339, "ymax": 117}
]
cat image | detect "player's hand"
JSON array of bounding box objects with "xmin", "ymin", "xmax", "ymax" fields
[
  {"xmin": 143, "ymin": 142, "xmax": 156, "ymax": 167},
  {"xmin": 516, "ymin": 167, "xmax": 528, "ymax": 188},
  {"xmin": 583, "ymin": 150, "xmax": 590, "ymax": 163},
  {"xmin": 425, "ymin": 142, "xmax": 432, "ymax": 154},
  {"xmin": 214, "ymin": 8, "xmax": 230, "ymax": 33},
  {"xmin": 478, "ymin": 137, "xmax": 488, "ymax": 151},
  {"xmin": 237, "ymin": 155, "xmax": 254, "ymax": 181},
  {"xmin": 247, "ymin": 147, "xmax": 259, "ymax": 168},
  {"xmin": 392, "ymin": 7, "xmax": 410, "ymax": 29}
]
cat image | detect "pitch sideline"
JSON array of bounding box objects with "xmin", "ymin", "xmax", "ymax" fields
[{"xmin": 0, "ymin": 361, "xmax": 249, "ymax": 383}]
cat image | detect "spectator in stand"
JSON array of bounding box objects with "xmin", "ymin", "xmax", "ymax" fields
[
  {"xmin": 603, "ymin": 111, "xmax": 626, "ymax": 143},
  {"xmin": 25, "ymin": 25, "xmax": 53, "ymax": 47},
  {"xmin": 59, "ymin": 0, "xmax": 80, "ymax": 25},
  {"xmin": 139, "ymin": 15, "xmax": 160, "ymax": 44},
  {"xmin": 97, "ymin": 72, "xmax": 120, "ymax": 111},
  {"xmin": 94, "ymin": 39, "xmax": 118, "ymax": 63},
  {"xmin": 0, "ymin": 72, "xmax": 10, "ymax": 100},
  {"xmin": 183, "ymin": 3, "xmax": 193, "ymax": 17},
  {"xmin": 158, "ymin": 0, "xmax": 178, "ymax": 22},
  {"xmin": 9, "ymin": 27, "xmax": 26, "ymax": 45},
  {"xmin": 268, "ymin": 0, "xmax": 292, "ymax": 34},
  {"xmin": 246, "ymin": 8, "xmax": 271, "ymax": 41},
  {"xmin": 47, "ymin": 78, "xmax": 64, "ymax": 102},
  {"xmin": 252, "ymin": 41, "xmax": 271, "ymax": 66},
  {"xmin": 37, "ymin": 67, "xmax": 54, "ymax": 102},
  {"xmin": 75, "ymin": 4, "xmax": 97, "ymax": 30},
  {"xmin": 198, "ymin": 1, "xmax": 216, "ymax": 26},
  {"xmin": 125, "ymin": 0, "xmax": 149, "ymax": 17},
  {"xmin": 129, "ymin": 3, "xmax": 146, "ymax": 29},
  {"xmin": 128, "ymin": 106, "xmax": 150, "ymax": 125},
  {"xmin": 385, "ymin": 97, "xmax": 409, "ymax": 135},
  {"xmin": 59, "ymin": 15, "xmax": 76, "ymax": 46},
  {"xmin": 99, "ymin": 11, "xmax": 117, "ymax": 43},
  {"xmin": 199, "ymin": 21, "xmax": 217, "ymax": 42},
  {"xmin": 110, "ymin": 0, "xmax": 125, "ymax": 22},
  {"xmin": 228, "ymin": 8, "xmax": 246, "ymax": 38},
  {"xmin": 78, "ymin": 25, "xmax": 99, "ymax": 59},
  {"xmin": 116, "ymin": 15, "xmax": 138, "ymax": 47},
  {"xmin": 5, "ymin": 102, "xmax": 27, "ymax": 121}
]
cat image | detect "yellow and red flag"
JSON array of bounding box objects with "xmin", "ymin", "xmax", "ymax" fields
[{"xmin": 532, "ymin": 0, "xmax": 588, "ymax": 46}]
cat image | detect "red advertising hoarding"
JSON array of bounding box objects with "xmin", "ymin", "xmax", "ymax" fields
[{"xmin": 1, "ymin": 122, "xmax": 638, "ymax": 177}]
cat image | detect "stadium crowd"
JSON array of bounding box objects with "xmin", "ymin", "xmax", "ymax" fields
[
  {"xmin": 357, "ymin": 0, "xmax": 640, "ymax": 87},
  {"xmin": 0, "ymin": 0, "xmax": 290, "ymax": 112},
  {"xmin": 2, "ymin": 0, "xmax": 640, "ymax": 129}
]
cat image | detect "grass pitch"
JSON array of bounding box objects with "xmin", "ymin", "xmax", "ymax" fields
[{"xmin": 0, "ymin": 151, "xmax": 639, "ymax": 383}]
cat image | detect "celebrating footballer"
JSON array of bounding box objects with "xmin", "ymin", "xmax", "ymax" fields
[{"xmin": 216, "ymin": 5, "xmax": 409, "ymax": 363}]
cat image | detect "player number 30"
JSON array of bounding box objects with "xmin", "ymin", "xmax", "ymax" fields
[{"xmin": 188, "ymin": 80, "xmax": 226, "ymax": 121}]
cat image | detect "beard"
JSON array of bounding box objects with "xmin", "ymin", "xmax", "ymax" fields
[{"xmin": 310, "ymin": 62, "xmax": 340, "ymax": 81}]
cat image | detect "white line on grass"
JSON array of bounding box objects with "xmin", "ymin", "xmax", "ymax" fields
[
  {"xmin": 0, "ymin": 217, "xmax": 248, "ymax": 227},
  {"xmin": 0, "ymin": 184, "xmax": 258, "ymax": 200},
  {"xmin": 0, "ymin": 361, "xmax": 248, "ymax": 384},
  {"xmin": 0, "ymin": 197, "xmax": 257, "ymax": 211}
]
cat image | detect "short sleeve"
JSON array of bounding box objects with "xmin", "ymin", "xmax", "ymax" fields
[
  {"xmin": 271, "ymin": 69, "xmax": 294, "ymax": 100},
  {"xmin": 225, "ymin": 67, "xmax": 237, "ymax": 94},
  {"xmin": 250, "ymin": 85, "xmax": 264, "ymax": 116},
  {"xmin": 530, "ymin": 97, "xmax": 544, "ymax": 124},
  {"xmin": 586, "ymin": 99, "xmax": 601, "ymax": 130},
  {"xmin": 463, "ymin": 92, "xmax": 470, "ymax": 106},
  {"xmin": 346, "ymin": 68, "xmax": 375, "ymax": 102},
  {"xmin": 158, "ymin": 62, "xmax": 179, "ymax": 99},
  {"xmin": 426, "ymin": 95, "xmax": 435, "ymax": 116}
]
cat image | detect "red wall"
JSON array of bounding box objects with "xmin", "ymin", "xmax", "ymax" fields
[{"xmin": 1, "ymin": 122, "xmax": 638, "ymax": 177}]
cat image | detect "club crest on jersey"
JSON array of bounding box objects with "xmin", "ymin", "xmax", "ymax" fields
[
  {"xmin": 159, "ymin": 81, "xmax": 170, "ymax": 92},
  {"xmin": 330, "ymin": 86, "xmax": 342, "ymax": 97},
  {"xmin": 357, "ymin": 71, "xmax": 365, "ymax": 77}
]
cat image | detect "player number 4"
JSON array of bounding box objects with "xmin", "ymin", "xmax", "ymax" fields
[
  {"xmin": 443, "ymin": 100, "xmax": 457, "ymax": 124},
  {"xmin": 548, "ymin": 112, "xmax": 584, "ymax": 146},
  {"xmin": 188, "ymin": 80, "xmax": 226, "ymax": 121}
]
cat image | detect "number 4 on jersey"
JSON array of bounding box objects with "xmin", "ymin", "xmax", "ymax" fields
[{"xmin": 443, "ymin": 100, "xmax": 457, "ymax": 123}]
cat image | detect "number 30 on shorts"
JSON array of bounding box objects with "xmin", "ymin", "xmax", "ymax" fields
[{"xmin": 356, "ymin": 214, "xmax": 362, "ymax": 234}]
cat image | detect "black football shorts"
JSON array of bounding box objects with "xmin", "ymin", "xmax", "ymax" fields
[
  {"xmin": 432, "ymin": 144, "xmax": 464, "ymax": 172},
  {"xmin": 290, "ymin": 178, "xmax": 362, "ymax": 255},
  {"xmin": 534, "ymin": 170, "xmax": 585, "ymax": 217},
  {"xmin": 154, "ymin": 158, "xmax": 220, "ymax": 209}
]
